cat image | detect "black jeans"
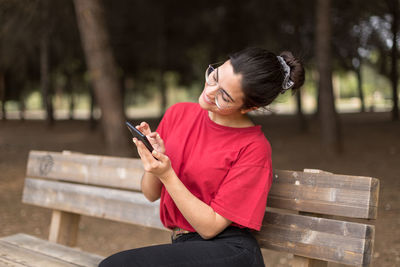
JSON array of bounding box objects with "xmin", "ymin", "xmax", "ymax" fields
[{"xmin": 98, "ymin": 227, "xmax": 265, "ymax": 267}]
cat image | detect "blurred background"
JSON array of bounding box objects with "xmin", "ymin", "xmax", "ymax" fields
[{"xmin": 0, "ymin": 0, "xmax": 399, "ymax": 266}]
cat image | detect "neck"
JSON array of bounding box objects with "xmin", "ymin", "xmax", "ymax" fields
[{"xmin": 208, "ymin": 111, "xmax": 254, "ymax": 128}]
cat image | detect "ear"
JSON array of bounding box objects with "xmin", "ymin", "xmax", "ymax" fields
[{"xmin": 240, "ymin": 106, "xmax": 258, "ymax": 114}]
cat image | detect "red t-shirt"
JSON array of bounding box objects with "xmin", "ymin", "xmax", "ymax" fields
[{"xmin": 156, "ymin": 102, "xmax": 272, "ymax": 231}]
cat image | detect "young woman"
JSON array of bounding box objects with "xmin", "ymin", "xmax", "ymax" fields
[{"xmin": 99, "ymin": 47, "xmax": 305, "ymax": 267}]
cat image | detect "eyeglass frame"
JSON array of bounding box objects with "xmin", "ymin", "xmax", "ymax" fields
[{"xmin": 205, "ymin": 63, "xmax": 236, "ymax": 110}]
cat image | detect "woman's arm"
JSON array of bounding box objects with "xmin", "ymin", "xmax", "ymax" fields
[
  {"xmin": 160, "ymin": 167, "xmax": 232, "ymax": 239},
  {"xmin": 141, "ymin": 171, "xmax": 162, "ymax": 202},
  {"xmin": 134, "ymin": 140, "xmax": 232, "ymax": 239}
]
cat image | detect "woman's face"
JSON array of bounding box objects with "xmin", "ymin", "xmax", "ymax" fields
[{"xmin": 199, "ymin": 60, "xmax": 245, "ymax": 115}]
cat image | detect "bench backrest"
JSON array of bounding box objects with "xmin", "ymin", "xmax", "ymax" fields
[{"xmin": 23, "ymin": 150, "xmax": 379, "ymax": 266}]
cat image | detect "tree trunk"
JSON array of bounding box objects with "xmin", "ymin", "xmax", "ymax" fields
[
  {"xmin": 296, "ymin": 90, "xmax": 307, "ymax": 132},
  {"xmin": 66, "ymin": 74, "xmax": 74, "ymax": 120},
  {"xmin": 89, "ymin": 84, "xmax": 97, "ymax": 130},
  {"xmin": 73, "ymin": 0, "xmax": 130, "ymax": 156},
  {"xmin": 0, "ymin": 73, "xmax": 5, "ymax": 120},
  {"xmin": 355, "ymin": 62, "xmax": 365, "ymax": 113},
  {"xmin": 389, "ymin": 0, "xmax": 399, "ymax": 120},
  {"xmin": 19, "ymin": 92, "xmax": 25, "ymax": 121},
  {"xmin": 316, "ymin": 0, "xmax": 341, "ymax": 154},
  {"xmin": 158, "ymin": 1, "xmax": 167, "ymax": 115},
  {"xmin": 40, "ymin": 37, "xmax": 54, "ymax": 126}
]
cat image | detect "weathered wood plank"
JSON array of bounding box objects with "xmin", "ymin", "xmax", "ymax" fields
[
  {"xmin": 26, "ymin": 150, "xmax": 143, "ymax": 191},
  {"xmin": 22, "ymin": 178, "xmax": 164, "ymax": 230},
  {"xmin": 291, "ymin": 255, "xmax": 328, "ymax": 267},
  {"xmin": 0, "ymin": 239, "xmax": 80, "ymax": 267},
  {"xmin": 26, "ymin": 151, "xmax": 380, "ymax": 219},
  {"xmin": 49, "ymin": 210, "xmax": 80, "ymax": 246},
  {"xmin": 267, "ymin": 196, "xmax": 378, "ymax": 219},
  {"xmin": 263, "ymin": 210, "xmax": 373, "ymax": 239},
  {"xmin": 270, "ymin": 184, "xmax": 373, "ymax": 206},
  {"xmin": 255, "ymin": 211, "xmax": 374, "ymax": 266},
  {"xmin": 0, "ymin": 234, "xmax": 102, "ymax": 267},
  {"xmin": 269, "ymin": 170, "xmax": 379, "ymax": 219},
  {"xmin": 272, "ymin": 170, "xmax": 377, "ymax": 191},
  {"xmin": 0, "ymin": 257, "xmax": 27, "ymax": 267}
]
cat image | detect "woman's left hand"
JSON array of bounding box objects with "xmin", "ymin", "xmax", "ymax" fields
[{"xmin": 133, "ymin": 138, "xmax": 173, "ymax": 182}]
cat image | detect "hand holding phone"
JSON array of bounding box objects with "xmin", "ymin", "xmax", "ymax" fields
[{"xmin": 126, "ymin": 121, "xmax": 154, "ymax": 153}]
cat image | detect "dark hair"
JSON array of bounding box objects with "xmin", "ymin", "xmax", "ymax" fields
[{"xmin": 229, "ymin": 47, "xmax": 305, "ymax": 109}]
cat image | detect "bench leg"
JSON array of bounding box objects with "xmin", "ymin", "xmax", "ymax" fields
[
  {"xmin": 49, "ymin": 210, "xmax": 80, "ymax": 246},
  {"xmin": 291, "ymin": 255, "xmax": 328, "ymax": 267}
]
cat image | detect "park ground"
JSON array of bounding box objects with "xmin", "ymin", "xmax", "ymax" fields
[{"xmin": 0, "ymin": 112, "xmax": 399, "ymax": 266}]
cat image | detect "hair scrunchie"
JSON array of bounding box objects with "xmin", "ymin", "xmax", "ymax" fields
[{"xmin": 277, "ymin": 56, "xmax": 295, "ymax": 93}]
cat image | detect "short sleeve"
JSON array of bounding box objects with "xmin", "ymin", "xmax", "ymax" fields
[
  {"xmin": 156, "ymin": 105, "xmax": 174, "ymax": 143},
  {"xmin": 210, "ymin": 142, "xmax": 272, "ymax": 231}
]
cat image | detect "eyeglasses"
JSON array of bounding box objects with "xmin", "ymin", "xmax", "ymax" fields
[{"xmin": 205, "ymin": 64, "xmax": 235, "ymax": 110}]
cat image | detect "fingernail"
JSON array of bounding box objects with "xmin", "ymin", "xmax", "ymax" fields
[{"xmin": 152, "ymin": 150, "xmax": 157, "ymax": 156}]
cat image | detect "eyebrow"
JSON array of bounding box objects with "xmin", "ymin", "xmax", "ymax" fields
[{"xmin": 216, "ymin": 68, "xmax": 235, "ymax": 102}]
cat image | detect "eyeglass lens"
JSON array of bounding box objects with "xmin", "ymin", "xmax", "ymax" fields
[
  {"xmin": 206, "ymin": 66, "xmax": 217, "ymax": 86},
  {"xmin": 215, "ymin": 90, "xmax": 232, "ymax": 109}
]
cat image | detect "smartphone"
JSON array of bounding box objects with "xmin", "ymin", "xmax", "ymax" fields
[{"xmin": 126, "ymin": 121, "xmax": 154, "ymax": 153}]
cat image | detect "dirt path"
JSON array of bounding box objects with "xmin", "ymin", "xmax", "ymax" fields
[{"xmin": 0, "ymin": 112, "xmax": 399, "ymax": 266}]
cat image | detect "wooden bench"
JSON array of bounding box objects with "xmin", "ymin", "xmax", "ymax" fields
[{"xmin": 0, "ymin": 150, "xmax": 379, "ymax": 267}]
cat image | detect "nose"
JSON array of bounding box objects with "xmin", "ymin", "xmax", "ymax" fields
[{"xmin": 205, "ymin": 84, "xmax": 219, "ymax": 98}]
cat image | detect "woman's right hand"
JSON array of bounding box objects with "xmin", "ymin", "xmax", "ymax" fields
[{"xmin": 135, "ymin": 122, "xmax": 165, "ymax": 154}]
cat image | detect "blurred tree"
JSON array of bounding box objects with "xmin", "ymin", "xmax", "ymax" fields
[
  {"xmin": 73, "ymin": 0, "xmax": 131, "ymax": 156},
  {"xmin": 0, "ymin": 0, "xmax": 397, "ymax": 129},
  {"xmin": 273, "ymin": 0, "xmax": 315, "ymax": 131},
  {"xmin": 316, "ymin": 0, "xmax": 342, "ymax": 154},
  {"xmin": 387, "ymin": 0, "xmax": 399, "ymax": 120},
  {"xmin": 39, "ymin": 0, "xmax": 54, "ymax": 125},
  {"xmin": 360, "ymin": 0, "xmax": 399, "ymax": 119},
  {"xmin": 0, "ymin": 0, "xmax": 84, "ymax": 122},
  {"xmin": 0, "ymin": 0, "xmax": 38, "ymax": 120},
  {"xmin": 331, "ymin": 0, "xmax": 369, "ymax": 112},
  {"xmin": 0, "ymin": 73, "xmax": 4, "ymax": 120}
]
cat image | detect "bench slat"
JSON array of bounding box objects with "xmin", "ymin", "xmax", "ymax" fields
[
  {"xmin": 22, "ymin": 178, "xmax": 164, "ymax": 230},
  {"xmin": 26, "ymin": 150, "xmax": 143, "ymax": 191},
  {"xmin": 269, "ymin": 170, "xmax": 379, "ymax": 219},
  {"xmin": 254, "ymin": 211, "xmax": 374, "ymax": 266},
  {"xmin": 0, "ymin": 234, "xmax": 102, "ymax": 267},
  {"xmin": 26, "ymin": 151, "xmax": 380, "ymax": 219},
  {"xmin": 0, "ymin": 239, "xmax": 80, "ymax": 267},
  {"xmin": 267, "ymin": 197, "xmax": 377, "ymax": 219}
]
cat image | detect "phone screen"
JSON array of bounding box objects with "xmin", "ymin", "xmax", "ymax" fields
[{"xmin": 125, "ymin": 122, "xmax": 154, "ymax": 152}]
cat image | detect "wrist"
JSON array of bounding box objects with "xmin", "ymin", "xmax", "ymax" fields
[{"xmin": 158, "ymin": 167, "xmax": 175, "ymax": 184}]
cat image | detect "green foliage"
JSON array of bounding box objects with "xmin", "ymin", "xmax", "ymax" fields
[{"xmin": 0, "ymin": 0, "xmax": 398, "ymax": 115}]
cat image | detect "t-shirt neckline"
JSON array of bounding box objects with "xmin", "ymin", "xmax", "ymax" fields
[{"xmin": 202, "ymin": 108, "xmax": 261, "ymax": 132}]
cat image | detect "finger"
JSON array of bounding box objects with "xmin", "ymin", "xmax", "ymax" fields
[
  {"xmin": 137, "ymin": 140, "xmax": 157, "ymax": 163},
  {"xmin": 132, "ymin": 138, "xmax": 139, "ymax": 147},
  {"xmin": 147, "ymin": 132, "xmax": 158, "ymax": 138},
  {"xmin": 137, "ymin": 122, "xmax": 151, "ymax": 135},
  {"xmin": 155, "ymin": 132, "xmax": 164, "ymax": 146},
  {"xmin": 132, "ymin": 138, "xmax": 144, "ymax": 158},
  {"xmin": 135, "ymin": 124, "xmax": 144, "ymax": 133},
  {"xmin": 151, "ymin": 150, "xmax": 168, "ymax": 163},
  {"xmin": 147, "ymin": 132, "xmax": 162, "ymax": 141}
]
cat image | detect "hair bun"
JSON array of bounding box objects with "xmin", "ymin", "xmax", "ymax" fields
[{"xmin": 279, "ymin": 51, "xmax": 305, "ymax": 91}]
